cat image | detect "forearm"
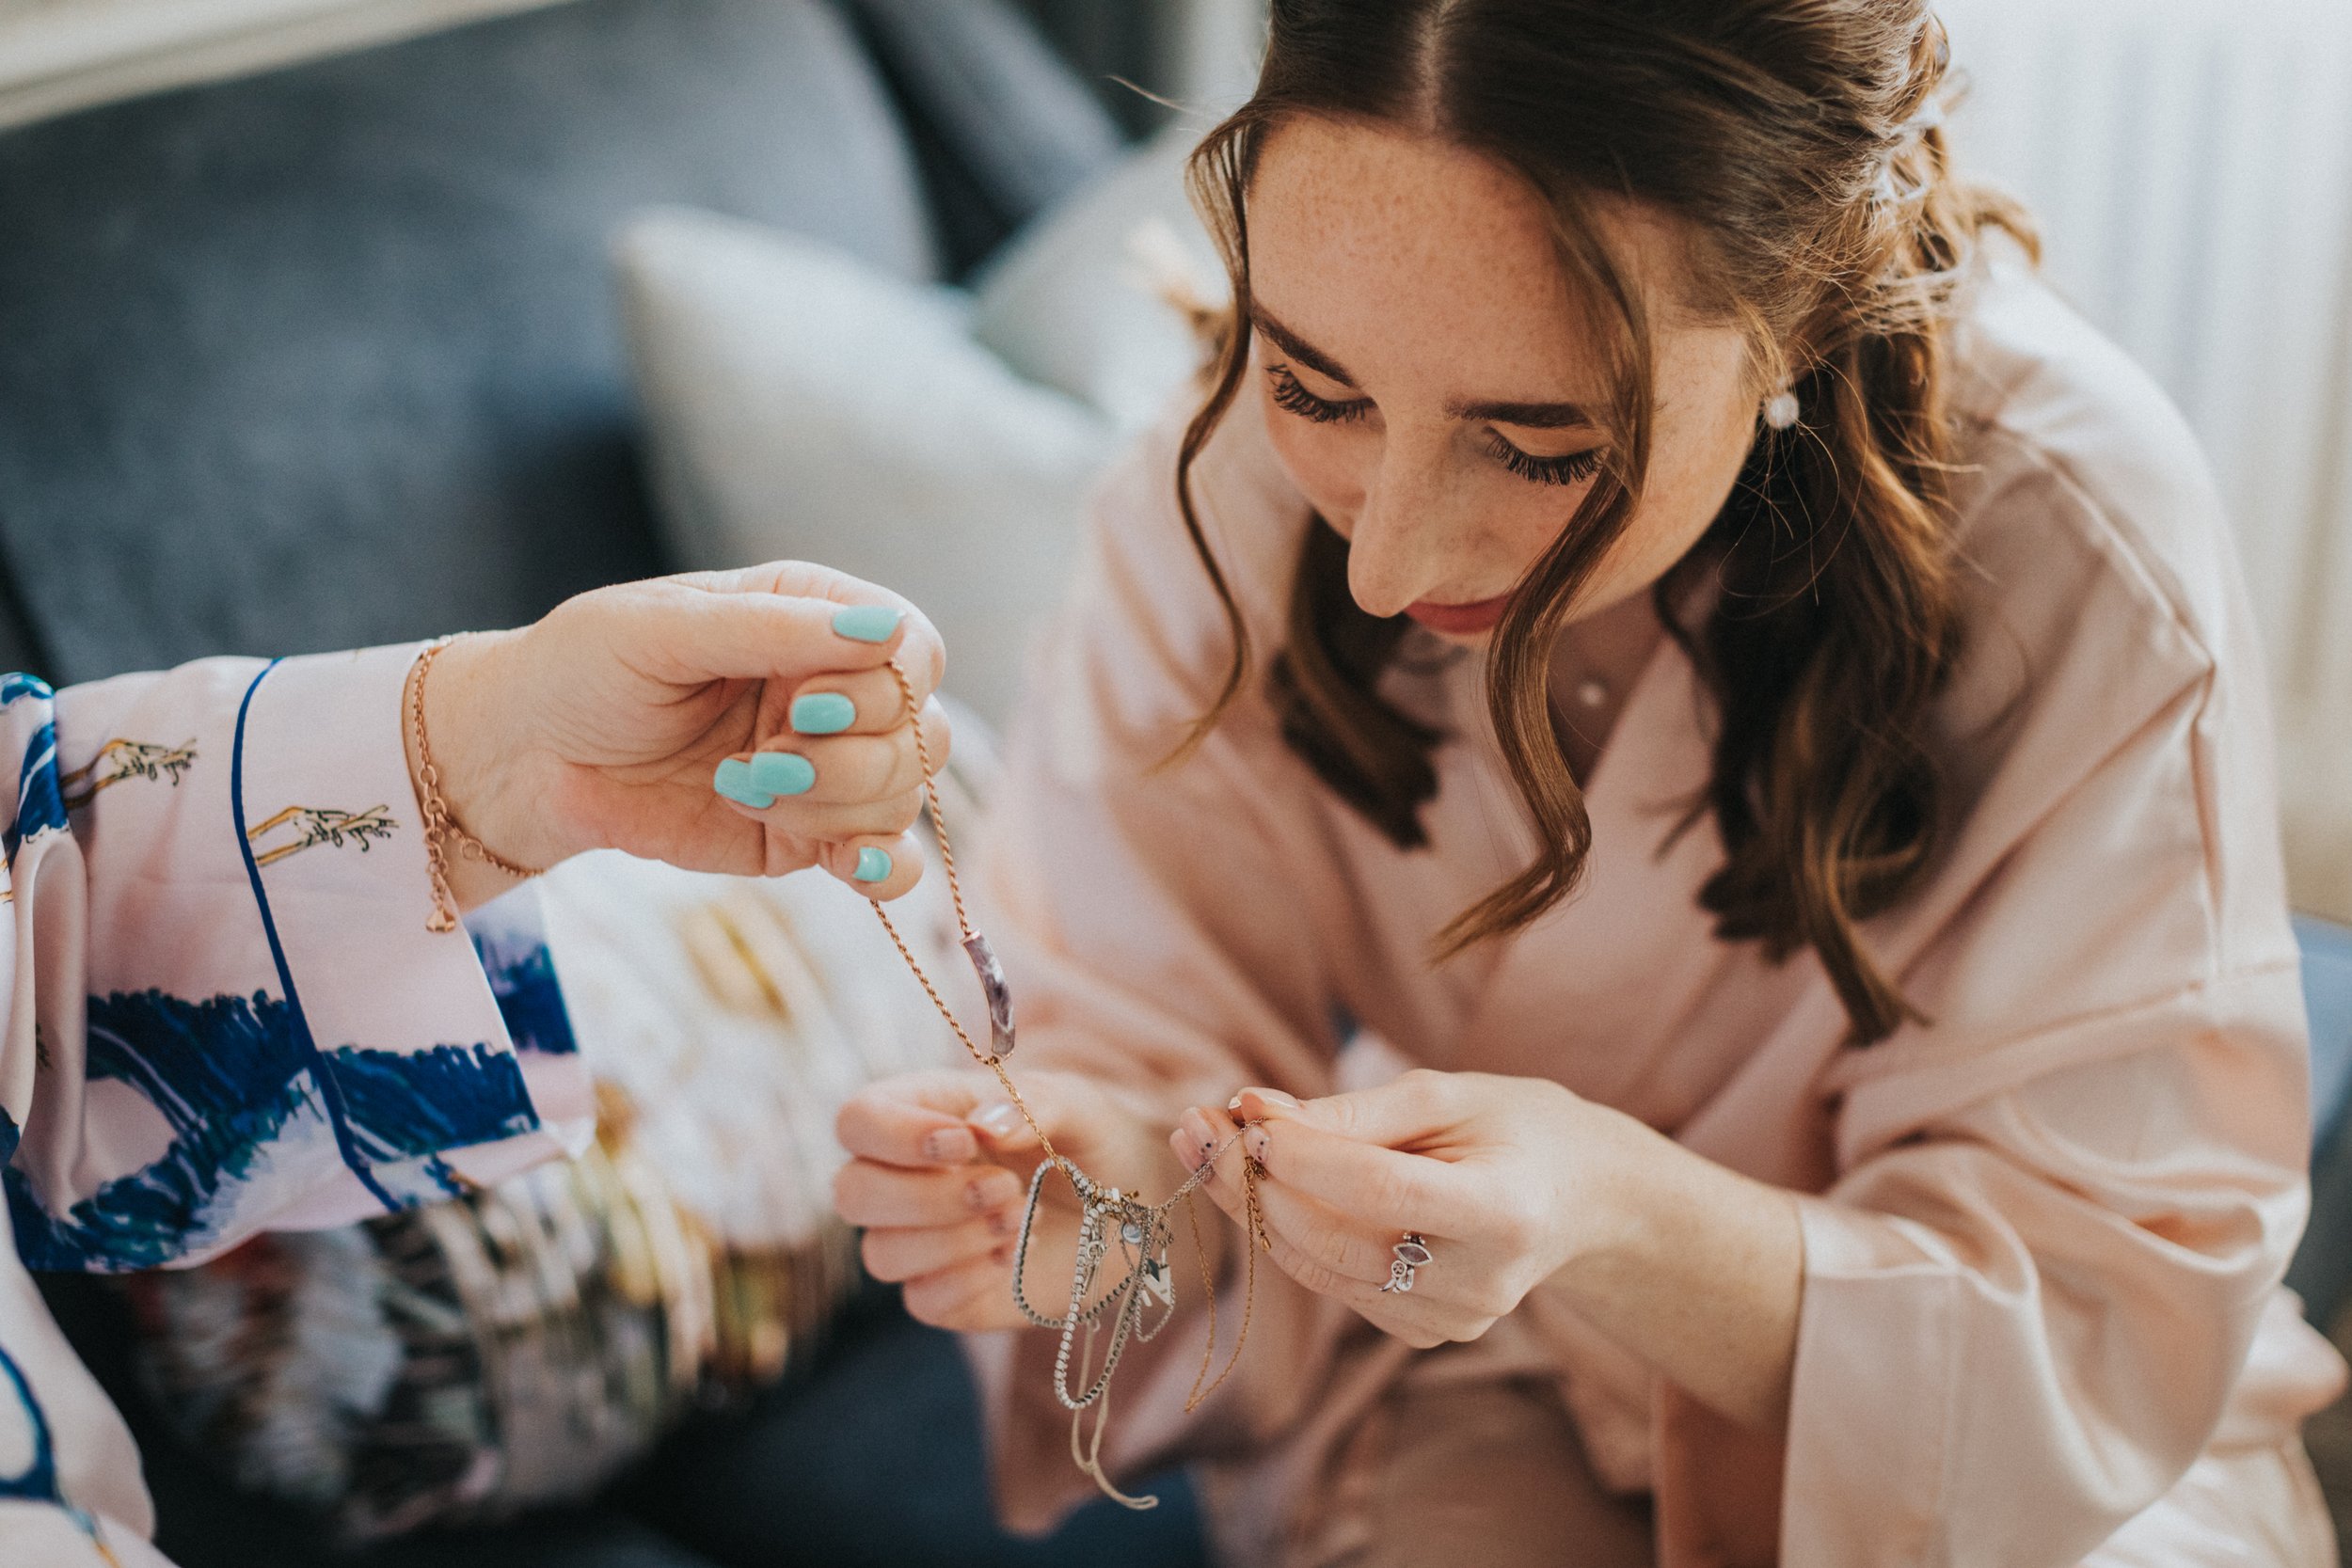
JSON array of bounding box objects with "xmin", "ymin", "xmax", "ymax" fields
[{"xmin": 1550, "ymin": 1105, "xmax": 1804, "ymax": 1433}]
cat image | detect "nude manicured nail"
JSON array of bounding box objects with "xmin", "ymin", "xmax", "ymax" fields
[
  {"xmin": 1245, "ymin": 1127, "xmax": 1271, "ymax": 1163},
  {"xmin": 970, "ymin": 1102, "xmax": 1024, "ymax": 1140},
  {"xmin": 966, "ymin": 1174, "xmax": 1014, "ymax": 1211},
  {"xmin": 1244, "ymin": 1087, "xmax": 1300, "ymax": 1110},
  {"xmin": 1180, "ymin": 1109, "xmax": 1215, "ymax": 1157},
  {"xmin": 922, "ymin": 1127, "xmax": 975, "ymax": 1164}
]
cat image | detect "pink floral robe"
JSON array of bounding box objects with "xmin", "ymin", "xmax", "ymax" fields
[{"xmin": 0, "ymin": 645, "xmax": 590, "ymax": 1564}]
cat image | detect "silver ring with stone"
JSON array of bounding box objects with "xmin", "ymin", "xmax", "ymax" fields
[{"xmin": 1378, "ymin": 1232, "xmax": 1432, "ymax": 1293}]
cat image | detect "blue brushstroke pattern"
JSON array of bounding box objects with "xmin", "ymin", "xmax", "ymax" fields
[
  {"xmin": 0, "ymin": 1106, "xmax": 16, "ymax": 1166},
  {"xmin": 6, "ymin": 717, "xmax": 65, "ymax": 863},
  {"xmin": 0, "ymin": 673, "xmax": 51, "ymax": 708},
  {"xmin": 331, "ymin": 1043, "xmax": 536, "ymax": 1161},
  {"xmin": 474, "ymin": 935, "xmax": 579, "ymax": 1057},
  {"xmin": 8, "ymin": 989, "xmax": 541, "ymax": 1273},
  {"xmin": 0, "ymin": 1343, "xmax": 59, "ymax": 1503}
]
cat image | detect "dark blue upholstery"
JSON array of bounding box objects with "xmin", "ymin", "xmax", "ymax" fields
[
  {"xmin": 0, "ymin": 0, "xmax": 935, "ymax": 688},
  {"xmin": 2303, "ymin": 917, "xmax": 2352, "ymax": 1145},
  {"xmin": 2290, "ymin": 916, "xmax": 2352, "ymax": 1324}
]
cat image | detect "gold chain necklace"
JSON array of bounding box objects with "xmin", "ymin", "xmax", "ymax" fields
[{"xmin": 869, "ymin": 661, "xmax": 1268, "ymax": 1509}]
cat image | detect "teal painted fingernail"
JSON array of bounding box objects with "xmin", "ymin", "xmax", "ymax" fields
[
  {"xmin": 832, "ymin": 605, "xmax": 902, "ymax": 644},
  {"xmin": 791, "ymin": 692, "xmax": 856, "ymax": 735},
  {"xmin": 748, "ymin": 752, "xmax": 816, "ymax": 797},
  {"xmin": 712, "ymin": 757, "xmax": 775, "ymax": 809},
  {"xmin": 853, "ymin": 847, "xmax": 893, "ymax": 883}
]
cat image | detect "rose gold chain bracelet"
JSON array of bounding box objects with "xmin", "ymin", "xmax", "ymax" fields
[{"xmin": 408, "ymin": 637, "xmax": 541, "ymax": 932}]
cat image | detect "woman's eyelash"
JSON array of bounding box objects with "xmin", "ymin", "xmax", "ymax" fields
[
  {"xmin": 1267, "ymin": 363, "xmax": 1601, "ymax": 486},
  {"xmin": 1267, "ymin": 364, "xmax": 1370, "ymax": 424},
  {"xmin": 1485, "ymin": 435, "xmax": 1605, "ymax": 487}
]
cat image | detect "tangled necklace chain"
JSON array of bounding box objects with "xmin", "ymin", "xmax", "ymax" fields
[{"xmin": 868, "ymin": 661, "xmax": 1269, "ymax": 1509}]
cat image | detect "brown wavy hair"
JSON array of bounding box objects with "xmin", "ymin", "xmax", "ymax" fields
[{"xmin": 1173, "ymin": 1, "xmax": 2035, "ymax": 1044}]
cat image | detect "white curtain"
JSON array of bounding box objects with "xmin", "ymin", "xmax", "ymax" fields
[{"xmin": 1938, "ymin": 0, "xmax": 2352, "ymax": 922}]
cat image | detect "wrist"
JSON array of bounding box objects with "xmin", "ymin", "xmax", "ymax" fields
[
  {"xmin": 1542, "ymin": 1093, "xmax": 1670, "ymax": 1291},
  {"xmin": 405, "ymin": 632, "xmax": 566, "ymax": 907}
]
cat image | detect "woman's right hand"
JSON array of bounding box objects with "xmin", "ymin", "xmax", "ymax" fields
[{"xmin": 832, "ymin": 1068, "xmax": 1177, "ymax": 1332}]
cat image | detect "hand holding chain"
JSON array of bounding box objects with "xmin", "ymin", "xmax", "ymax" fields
[{"xmin": 866, "ymin": 660, "xmax": 1269, "ymax": 1510}]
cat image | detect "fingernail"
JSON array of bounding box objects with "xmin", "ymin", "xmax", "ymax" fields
[
  {"xmin": 986, "ymin": 1206, "xmax": 1018, "ymax": 1238},
  {"xmin": 966, "ymin": 1175, "xmax": 1014, "ymax": 1212},
  {"xmin": 832, "ymin": 605, "xmax": 902, "ymax": 644},
  {"xmin": 791, "ymin": 692, "xmax": 857, "ymax": 735},
  {"xmin": 748, "ymin": 752, "xmax": 816, "ymax": 797},
  {"xmin": 1245, "ymin": 1127, "xmax": 1271, "ymax": 1163},
  {"xmin": 1226, "ymin": 1095, "xmax": 1245, "ymax": 1112},
  {"xmin": 852, "ymin": 847, "xmax": 893, "ymax": 883},
  {"xmin": 712, "ymin": 757, "xmax": 776, "ymax": 809},
  {"xmin": 1244, "ymin": 1087, "xmax": 1300, "ymax": 1111},
  {"xmin": 1180, "ymin": 1109, "xmax": 1214, "ymax": 1154},
  {"xmin": 922, "ymin": 1127, "xmax": 976, "ymax": 1164},
  {"xmin": 971, "ymin": 1102, "xmax": 1024, "ymax": 1140}
]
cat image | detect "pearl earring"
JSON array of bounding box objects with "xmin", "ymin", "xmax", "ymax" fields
[{"xmin": 1763, "ymin": 388, "xmax": 1801, "ymax": 431}]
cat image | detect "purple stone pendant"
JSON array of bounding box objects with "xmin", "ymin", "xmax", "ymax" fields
[{"xmin": 962, "ymin": 932, "xmax": 1015, "ymax": 1058}]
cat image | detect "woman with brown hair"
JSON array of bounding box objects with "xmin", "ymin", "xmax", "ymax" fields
[{"xmin": 833, "ymin": 2, "xmax": 2344, "ymax": 1561}]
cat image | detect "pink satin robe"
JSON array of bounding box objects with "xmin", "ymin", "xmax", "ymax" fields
[{"xmin": 961, "ymin": 259, "xmax": 2348, "ymax": 1565}]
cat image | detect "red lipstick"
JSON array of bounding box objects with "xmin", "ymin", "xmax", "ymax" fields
[{"xmin": 1404, "ymin": 593, "xmax": 1513, "ymax": 636}]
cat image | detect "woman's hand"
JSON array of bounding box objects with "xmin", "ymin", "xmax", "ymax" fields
[
  {"xmin": 1171, "ymin": 1069, "xmax": 1608, "ymax": 1349},
  {"xmin": 1172, "ymin": 1068, "xmax": 1803, "ymax": 1431},
  {"xmin": 833, "ymin": 1069, "xmax": 1184, "ymax": 1332},
  {"xmin": 411, "ymin": 562, "xmax": 949, "ymax": 906}
]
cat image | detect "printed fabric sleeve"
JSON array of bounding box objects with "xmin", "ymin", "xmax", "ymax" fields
[{"xmin": 0, "ymin": 647, "xmax": 590, "ymax": 1564}]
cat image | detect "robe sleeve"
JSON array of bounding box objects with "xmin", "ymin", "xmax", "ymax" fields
[
  {"xmin": 1654, "ymin": 439, "xmax": 2345, "ymax": 1566},
  {"xmin": 0, "ymin": 646, "xmax": 590, "ymax": 1563}
]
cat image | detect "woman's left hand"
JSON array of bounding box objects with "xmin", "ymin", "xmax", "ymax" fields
[
  {"xmin": 1170, "ymin": 1069, "xmax": 1635, "ymax": 1349},
  {"xmin": 414, "ymin": 562, "xmax": 950, "ymax": 907}
]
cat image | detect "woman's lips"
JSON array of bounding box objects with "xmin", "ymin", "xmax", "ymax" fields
[{"xmin": 1404, "ymin": 594, "xmax": 1513, "ymax": 635}]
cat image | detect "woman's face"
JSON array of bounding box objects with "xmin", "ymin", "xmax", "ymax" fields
[{"xmin": 1246, "ymin": 115, "xmax": 1763, "ymax": 640}]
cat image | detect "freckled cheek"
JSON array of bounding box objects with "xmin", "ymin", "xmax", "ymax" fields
[{"xmin": 1260, "ymin": 393, "xmax": 1368, "ymax": 531}]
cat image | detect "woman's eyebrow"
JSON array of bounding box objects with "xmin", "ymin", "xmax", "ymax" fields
[
  {"xmin": 1250, "ymin": 309, "xmax": 1359, "ymax": 386},
  {"xmin": 1445, "ymin": 397, "xmax": 1597, "ymax": 429}
]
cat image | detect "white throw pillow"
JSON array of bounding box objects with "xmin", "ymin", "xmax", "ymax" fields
[
  {"xmin": 615, "ymin": 207, "xmax": 1115, "ymax": 722},
  {"xmin": 969, "ymin": 120, "xmax": 1227, "ymax": 434}
]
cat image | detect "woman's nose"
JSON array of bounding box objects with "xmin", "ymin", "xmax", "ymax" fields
[{"xmin": 1345, "ymin": 446, "xmax": 1469, "ymax": 618}]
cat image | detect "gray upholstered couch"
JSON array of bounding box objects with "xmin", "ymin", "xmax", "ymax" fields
[{"xmin": 0, "ymin": 3, "xmax": 1204, "ymax": 1563}]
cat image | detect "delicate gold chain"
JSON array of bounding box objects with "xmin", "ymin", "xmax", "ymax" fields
[
  {"xmin": 868, "ymin": 660, "xmax": 1084, "ymax": 1187},
  {"xmin": 409, "ymin": 638, "xmax": 541, "ymax": 933},
  {"xmin": 867, "ymin": 658, "xmax": 1271, "ymax": 1459}
]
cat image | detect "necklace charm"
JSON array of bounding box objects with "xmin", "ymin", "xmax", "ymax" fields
[
  {"xmin": 1139, "ymin": 1251, "xmax": 1173, "ymax": 1308},
  {"xmin": 961, "ymin": 931, "xmax": 1016, "ymax": 1058}
]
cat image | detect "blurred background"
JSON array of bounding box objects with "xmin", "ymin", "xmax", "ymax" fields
[{"xmin": 1, "ymin": 0, "xmax": 2349, "ymax": 1563}]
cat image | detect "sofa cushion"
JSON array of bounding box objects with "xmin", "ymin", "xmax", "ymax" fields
[
  {"xmin": 615, "ymin": 207, "xmax": 1113, "ymax": 723},
  {"xmin": 0, "ymin": 0, "xmax": 935, "ymax": 685},
  {"xmin": 967, "ymin": 120, "xmax": 1221, "ymax": 435},
  {"xmin": 846, "ymin": 0, "xmax": 1127, "ymax": 276}
]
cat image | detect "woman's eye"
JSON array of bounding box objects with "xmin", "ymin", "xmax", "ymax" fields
[
  {"xmin": 1267, "ymin": 365, "xmax": 1371, "ymax": 425},
  {"xmin": 1484, "ymin": 433, "xmax": 1605, "ymax": 487}
]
